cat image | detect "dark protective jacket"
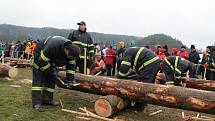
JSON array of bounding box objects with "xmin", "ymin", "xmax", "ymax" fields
[
  {"xmin": 189, "ymin": 50, "xmax": 200, "ymax": 64},
  {"xmin": 68, "ymin": 30, "xmax": 94, "ymax": 60},
  {"xmin": 32, "ymin": 36, "xmax": 76, "ymax": 82},
  {"xmin": 162, "ymin": 56, "xmax": 195, "ymax": 80},
  {"xmin": 208, "ymin": 46, "xmax": 215, "ymax": 70},
  {"xmin": 116, "ymin": 48, "xmax": 126, "ymax": 58},
  {"xmin": 118, "ymin": 47, "xmax": 159, "ymax": 78}
]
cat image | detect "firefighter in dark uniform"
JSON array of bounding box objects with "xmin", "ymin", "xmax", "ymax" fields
[
  {"xmin": 161, "ymin": 56, "xmax": 196, "ymax": 86},
  {"xmin": 117, "ymin": 47, "xmax": 160, "ymax": 111},
  {"xmin": 32, "ymin": 36, "xmax": 80, "ymax": 112},
  {"xmin": 117, "ymin": 47, "xmax": 160, "ymax": 83},
  {"xmin": 206, "ymin": 46, "xmax": 215, "ymax": 80},
  {"xmin": 68, "ymin": 21, "xmax": 94, "ymax": 73}
]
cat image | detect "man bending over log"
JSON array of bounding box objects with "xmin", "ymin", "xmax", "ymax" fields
[
  {"xmin": 117, "ymin": 47, "xmax": 160, "ymax": 111},
  {"xmin": 31, "ymin": 36, "xmax": 80, "ymax": 112},
  {"xmin": 160, "ymin": 56, "xmax": 196, "ymax": 86}
]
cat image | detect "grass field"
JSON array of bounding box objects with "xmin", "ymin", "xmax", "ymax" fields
[{"xmin": 0, "ymin": 68, "xmax": 214, "ymax": 121}]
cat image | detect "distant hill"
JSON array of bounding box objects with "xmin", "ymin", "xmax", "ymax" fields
[
  {"xmin": 137, "ymin": 34, "xmax": 185, "ymax": 49},
  {"xmin": 0, "ymin": 24, "xmax": 142, "ymax": 45},
  {"xmin": 0, "ymin": 24, "xmax": 184, "ymax": 49}
]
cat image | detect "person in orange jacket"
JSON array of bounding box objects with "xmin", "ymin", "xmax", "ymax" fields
[
  {"xmin": 30, "ymin": 41, "xmax": 38, "ymax": 56},
  {"xmin": 90, "ymin": 55, "xmax": 105, "ymax": 75}
]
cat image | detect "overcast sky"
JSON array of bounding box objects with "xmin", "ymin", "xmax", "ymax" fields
[{"xmin": 0, "ymin": 0, "xmax": 214, "ymax": 49}]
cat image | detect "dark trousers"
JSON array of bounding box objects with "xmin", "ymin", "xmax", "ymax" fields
[
  {"xmin": 32, "ymin": 68, "xmax": 55, "ymax": 106},
  {"xmin": 138, "ymin": 61, "xmax": 160, "ymax": 83},
  {"xmin": 206, "ymin": 69, "xmax": 215, "ymax": 80},
  {"xmin": 112, "ymin": 61, "xmax": 116, "ymax": 76},
  {"xmin": 106, "ymin": 64, "xmax": 113, "ymax": 76},
  {"xmin": 112, "ymin": 58, "xmax": 116, "ymax": 76},
  {"xmin": 190, "ymin": 65, "xmax": 199, "ymax": 78},
  {"xmin": 76, "ymin": 59, "xmax": 92, "ymax": 74},
  {"xmin": 116, "ymin": 58, "xmax": 122, "ymax": 73},
  {"xmin": 134, "ymin": 61, "xmax": 160, "ymax": 110},
  {"xmin": 77, "ymin": 60, "xmax": 85, "ymax": 74}
]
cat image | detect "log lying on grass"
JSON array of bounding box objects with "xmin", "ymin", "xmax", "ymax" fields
[
  {"xmin": 186, "ymin": 78, "xmax": 215, "ymax": 92},
  {"xmin": 10, "ymin": 61, "xmax": 32, "ymax": 68},
  {"xmin": 58, "ymin": 71, "xmax": 215, "ymax": 115},
  {"xmin": 156, "ymin": 73, "xmax": 215, "ymax": 92},
  {"xmin": 0, "ymin": 64, "xmax": 18, "ymax": 78},
  {"xmin": 94, "ymin": 95, "xmax": 129, "ymax": 117},
  {"xmin": 3, "ymin": 57, "xmax": 32, "ymax": 67},
  {"xmin": 4, "ymin": 57, "xmax": 31, "ymax": 63}
]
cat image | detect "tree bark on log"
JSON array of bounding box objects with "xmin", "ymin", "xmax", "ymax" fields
[
  {"xmin": 94, "ymin": 95, "xmax": 129, "ymax": 117},
  {"xmin": 4, "ymin": 57, "xmax": 32, "ymax": 67},
  {"xmin": 156, "ymin": 73, "xmax": 215, "ymax": 92},
  {"xmin": 9, "ymin": 61, "xmax": 32, "ymax": 68},
  {"xmin": 186, "ymin": 78, "xmax": 215, "ymax": 92},
  {"xmin": 57, "ymin": 71, "xmax": 215, "ymax": 114},
  {"xmin": 4, "ymin": 57, "xmax": 31, "ymax": 63},
  {"xmin": 0, "ymin": 64, "xmax": 18, "ymax": 78}
]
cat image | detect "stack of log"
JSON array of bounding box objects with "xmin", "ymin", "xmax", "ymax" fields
[
  {"xmin": 4, "ymin": 57, "xmax": 32, "ymax": 67},
  {"xmin": 156, "ymin": 73, "xmax": 215, "ymax": 92},
  {"xmin": 58, "ymin": 72, "xmax": 215, "ymax": 117}
]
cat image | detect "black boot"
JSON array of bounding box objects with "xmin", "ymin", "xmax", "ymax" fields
[
  {"xmin": 33, "ymin": 104, "xmax": 44, "ymax": 112},
  {"xmin": 133, "ymin": 101, "xmax": 148, "ymax": 112},
  {"xmin": 42, "ymin": 100, "xmax": 59, "ymax": 106}
]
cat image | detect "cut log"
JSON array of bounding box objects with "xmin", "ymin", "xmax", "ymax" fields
[
  {"xmin": 0, "ymin": 64, "xmax": 18, "ymax": 78},
  {"xmin": 9, "ymin": 62, "xmax": 32, "ymax": 68},
  {"xmin": 186, "ymin": 78, "xmax": 215, "ymax": 92},
  {"xmin": 57, "ymin": 71, "xmax": 215, "ymax": 114},
  {"xmin": 95, "ymin": 95, "xmax": 129, "ymax": 117},
  {"xmin": 4, "ymin": 57, "xmax": 31, "ymax": 63},
  {"xmin": 16, "ymin": 63, "xmax": 32, "ymax": 68},
  {"xmin": 156, "ymin": 73, "xmax": 215, "ymax": 92},
  {"xmin": 4, "ymin": 57, "xmax": 32, "ymax": 68},
  {"xmin": 9, "ymin": 61, "xmax": 17, "ymax": 66},
  {"xmin": 9, "ymin": 61, "xmax": 32, "ymax": 68}
]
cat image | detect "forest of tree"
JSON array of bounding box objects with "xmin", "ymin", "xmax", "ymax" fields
[
  {"xmin": 0, "ymin": 24, "xmax": 184, "ymax": 49},
  {"xmin": 137, "ymin": 34, "xmax": 185, "ymax": 49}
]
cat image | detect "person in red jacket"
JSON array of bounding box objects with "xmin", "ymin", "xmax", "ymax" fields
[
  {"xmin": 178, "ymin": 46, "xmax": 189, "ymax": 60},
  {"xmin": 171, "ymin": 48, "xmax": 178, "ymax": 56},
  {"xmin": 105, "ymin": 45, "xmax": 116, "ymax": 76},
  {"xmin": 158, "ymin": 49, "xmax": 166, "ymax": 61}
]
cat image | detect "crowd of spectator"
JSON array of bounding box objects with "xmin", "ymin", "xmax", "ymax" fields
[
  {"xmin": 1, "ymin": 38, "xmax": 214, "ymax": 80},
  {"xmin": 92, "ymin": 41, "xmax": 214, "ymax": 80},
  {"xmin": 0, "ymin": 39, "xmax": 38, "ymax": 59}
]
